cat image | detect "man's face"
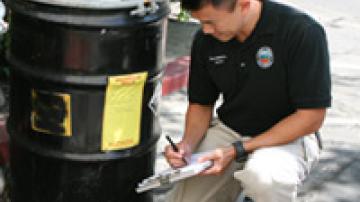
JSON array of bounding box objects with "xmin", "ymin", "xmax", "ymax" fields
[{"xmin": 191, "ymin": 2, "xmax": 244, "ymax": 42}]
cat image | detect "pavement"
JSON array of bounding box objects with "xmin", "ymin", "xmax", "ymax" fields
[{"xmin": 154, "ymin": 1, "xmax": 360, "ymax": 201}]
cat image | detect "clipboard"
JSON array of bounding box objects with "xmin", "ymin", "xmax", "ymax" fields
[{"xmin": 136, "ymin": 152, "xmax": 213, "ymax": 193}]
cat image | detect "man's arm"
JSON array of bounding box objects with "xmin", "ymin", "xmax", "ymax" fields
[
  {"xmin": 199, "ymin": 108, "xmax": 326, "ymax": 175},
  {"xmin": 182, "ymin": 103, "xmax": 214, "ymax": 150},
  {"xmin": 164, "ymin": 103, "xmax": 213, "ymax": 168},
  {"xmin": 243, "ymin": 108, "xmax": 326, "ymax": 152}
]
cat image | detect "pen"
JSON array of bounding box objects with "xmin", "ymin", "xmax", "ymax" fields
[{"xmin": 165, "ymin": 135, "xmax": 188, "ymax": 165}]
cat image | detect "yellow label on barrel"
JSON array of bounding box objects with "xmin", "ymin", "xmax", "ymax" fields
[
  {"xmin": 102, "ymin": 72, "xmax": 148, "ymax": 151},
  {"xmin": 31, "ymin": 90, "xmax": 72, "ymax": 137}
]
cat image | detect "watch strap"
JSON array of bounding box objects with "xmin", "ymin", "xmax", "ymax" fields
[{"xmin": 232, "ymin": 141, "xmax": 248, "ymax": 162}]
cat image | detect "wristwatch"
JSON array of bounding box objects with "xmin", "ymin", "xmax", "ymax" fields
[{"xmin": 232, "ymin": 141, "xmax": 248, "ymax": 162}]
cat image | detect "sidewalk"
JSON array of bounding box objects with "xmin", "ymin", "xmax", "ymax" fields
[{"xmin": 154, "ymin": 5, "xmax": 360, "ymax": 200}]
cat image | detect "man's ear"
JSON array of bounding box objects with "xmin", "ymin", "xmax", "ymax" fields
[{"xmin": 237, "ymin": 0, "xmax": 251, "ymax": 12}]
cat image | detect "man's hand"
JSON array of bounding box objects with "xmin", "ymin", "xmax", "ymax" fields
[
  {"xmin": 164, "ymin": 141, "xmax": 193, "ymax": 168},
  {"xmin": 198, "ymin": 146, "xmax": 236, "ymax": 176}
]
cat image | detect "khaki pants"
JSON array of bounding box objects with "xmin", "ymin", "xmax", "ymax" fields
[{"xmin": 166, "ymin": 120, "xmax": 320, "ymax": 202}]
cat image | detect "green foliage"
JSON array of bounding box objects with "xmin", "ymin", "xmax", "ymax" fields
[{"xmin": 177, "ymin": 9, "xmax": 190, "ymax": 22}]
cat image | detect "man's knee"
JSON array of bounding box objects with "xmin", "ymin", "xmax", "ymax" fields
[
  {"xmin": 235, "ymin": 165, "xmax": 273, "ymax": 192},
  {"xmin": 234, "ymin": 163, "xmax": 298, "ymax": 202}
]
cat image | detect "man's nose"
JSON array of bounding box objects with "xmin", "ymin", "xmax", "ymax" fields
[{"xmin": 202, "ymin": 24, "xmax": 215, "ymax": 34}]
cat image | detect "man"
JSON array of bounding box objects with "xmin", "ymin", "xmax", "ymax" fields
[{"xmin": 164, "ymin": 0, "xmax": 331, "ymax": 201}]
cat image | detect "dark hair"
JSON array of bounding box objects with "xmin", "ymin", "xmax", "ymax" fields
[{"xmin": 181, "ymin": 0, "xmax": 237, "ymax": 11}]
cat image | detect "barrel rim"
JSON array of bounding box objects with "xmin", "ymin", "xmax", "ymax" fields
[
  {"xmin": 24, "ymin": 0, "xmax": 166, "ymax": 10},
  {"xmin": 7, "ymin": 0, "xmax": 170, "ymax": 28}
]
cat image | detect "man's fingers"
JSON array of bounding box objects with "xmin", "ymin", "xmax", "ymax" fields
[
  {"xmin": 198, "ymin": 149, "xmax": 231, "ymax": 176},
  {"xmin": 198, "ymin": 151, "xmax": 219, "ymax": 162},
  {"xmin": 168, "ymin": 150, "xmax": 185, "ymax": 159},
  {"xmin": 168, "ymin": 158, "xmax": 187, "ymax": 168},
  {"xmin": 200, "ymin": 164, "xmax": 223, "ymax": 176},
  {"xmin": 165, "ymin": 145, "xmax": 183, "ymax": 158},
  {"xmin": 178, "ymin": 149, "xmax": 186, "ymax": 156},
  {"xmin": 164, "ymin": 145, "xmax": 189, "ymax": 168}
]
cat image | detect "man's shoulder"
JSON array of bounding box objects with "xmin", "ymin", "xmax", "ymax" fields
[
  {"xmin": 269, "ymin": 1, "xmax": 324, "ymax": 38},
  {"xmin": 268, "ymin": 1, "xmax": 318, "ymax": 27}
]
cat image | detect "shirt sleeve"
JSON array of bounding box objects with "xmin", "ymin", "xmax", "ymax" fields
[
  {"xmin": 287, "ymin": 23, "xmax": 332, "ymax": 109},
  {"xmin": 188, "ymin": 32, "xmax": 220, "ymax": 105}
]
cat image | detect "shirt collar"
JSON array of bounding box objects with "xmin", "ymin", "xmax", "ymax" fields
[{"xmin": 252, "ymin": 0, "xmax": 279, "ymax": 37}]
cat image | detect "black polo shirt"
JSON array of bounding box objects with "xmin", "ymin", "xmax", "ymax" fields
[{"xmin": 188, "ymin": 0, "xmax": 331, "ymax": 137}]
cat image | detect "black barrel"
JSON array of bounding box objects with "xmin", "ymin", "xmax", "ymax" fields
[{"xmin": 6, "ymin": 0, "xmax": 169, "ymax": 201}]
